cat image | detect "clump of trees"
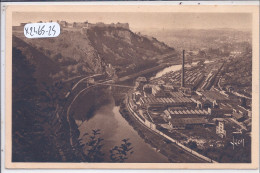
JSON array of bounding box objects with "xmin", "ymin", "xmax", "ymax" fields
[{"xmin": 79, "ymin": 129, "xmax": 134, "ymax": 162}]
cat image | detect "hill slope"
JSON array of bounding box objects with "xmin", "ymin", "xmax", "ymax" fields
[
  {"xmin": 13, "ymin": 36, "xmax": 60, "ymax": 84},
  {"xmin": 13, "ymin": 25, "xmax": 175, "ymax": 80}
]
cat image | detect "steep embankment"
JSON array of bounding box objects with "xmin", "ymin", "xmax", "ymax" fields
[
  {"xmin": 86, "ymin": 26, "xmax": 173, "ymax": 65},
  {"xmin": 13, "ymin": 36, "xmax": 60, "ymax": 84}
]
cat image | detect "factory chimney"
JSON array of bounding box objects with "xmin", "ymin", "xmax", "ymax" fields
[{"xmin": 181, "ymin": 50, "xmax": 185, "ymax": 87}]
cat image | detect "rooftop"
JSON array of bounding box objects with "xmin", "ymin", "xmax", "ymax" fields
[
  {"xmin": 170, "ymin": 92, "xmax": 184, "ymax": 98},
  {"xmin": 201, "ymin": 91, "xmax": 228, "ymax": 101},
  {"xmin": 164, "ymin": 109, "xmax": 209, "ymax": 116},
  {"xmin": 170, "ymin": 118, "xmax": 208, "ymax": 125},
  {"xmin": 141, "ymin": 95, "xmax": 193, "ymax": 105}
]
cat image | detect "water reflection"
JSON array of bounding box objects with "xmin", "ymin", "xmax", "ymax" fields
[
  {"xmin": 153, "ymin": 59, "xmax": 214, "ymax": 79},
  {"xmin": 153, "ymin": 64, "xmax": 182, "ymax": 79},
  {"xmin": 78, "ymin": 96, "xmax": 169, "ymax": 163}
]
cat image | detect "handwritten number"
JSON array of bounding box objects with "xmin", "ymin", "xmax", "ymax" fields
[
  {"xmin": 48, "ymin": 26, "xmax": 51, "ymax": 36},
  {"xmin": 30, "ymin": 27, "xmax": 34, "ymax": 36},
  {"xmin": 41, "ymin": 25, "xmax": 45, "ymax": 35},
  {"xmin": 52, "ymin": 25, "xmax": 56, "ymax": 36},
  {"xmin": 25, "ymin": 27, "xmax": 29, "ymax": 35},
  {"xmin": 25, "ymin": 23, "xmax": 58, "ymax": 38},
  {"xmin": 38, "ymin": 26, "xmax": 42, "ymax": 35},
  {"xmin": 34, "ymin": 27, "xmax": 37, "ymax": 34}
]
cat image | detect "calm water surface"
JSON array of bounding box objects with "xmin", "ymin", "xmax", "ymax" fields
[
  {"xmin": 78, "ymin": 96, "xmax": 169, "ymax": 163},
  {"xmin": 153, "ymin": 60, "xmax": 214, "ymax": 79}
]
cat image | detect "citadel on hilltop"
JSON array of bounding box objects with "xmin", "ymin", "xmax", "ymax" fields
[{"xmin": 58, "ymin": 20, "xmax": 130, "ymax": 30}]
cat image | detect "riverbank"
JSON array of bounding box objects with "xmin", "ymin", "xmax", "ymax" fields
[
  {"xmin": 77, "ymin": 93, "xmax": 169, "ymax": 162},
  {"xmin": 119, "ymin": 101, "xmax": 207, "ymax": 163},
  {"xmin": 70, "ymin": 86, "xmax": 112, "ymax": 121}
]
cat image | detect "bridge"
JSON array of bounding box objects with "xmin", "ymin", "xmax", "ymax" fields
[
  {"xmin": 71, "ymin": 74, "xmax": 102, "ymax": 90},
  {"xmin": 65, "ymin": 78, "xmax": 133, "ymax": 98}
]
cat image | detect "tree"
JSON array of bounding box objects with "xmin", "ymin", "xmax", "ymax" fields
[
  {"xmin": 110, "ymin": 138, "xmax": 134, "ymax": 162},
  {"xmin": 80, "ymin": 130, "xmax": 134, "ymax": 162},
  {"xmin": 83, "ymin": 129, "xmax": 105, "ymax": 162},
  {"xmin": 12, "ymin": 47, "xmax": 58, "ymax": 162}
]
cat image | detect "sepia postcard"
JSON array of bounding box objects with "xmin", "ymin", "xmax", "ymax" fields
[{"xmin": 4, "ymin": 4, "xmax": 259, "ymax": 169}]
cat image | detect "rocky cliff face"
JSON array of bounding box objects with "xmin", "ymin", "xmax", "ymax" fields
[
  {"xmin": 86, "ymin": 26, "xmax": 174, "ymax": 65},
  {"xmin": 13, "ymin": 25, "xmax": 175, "ymax": 81}
]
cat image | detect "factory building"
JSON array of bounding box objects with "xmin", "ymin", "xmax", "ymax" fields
[
  {"xmin": 163, "ymin": 108, "xmax": 210, "ymax": 119},
  {"xmin": 191, "ymin": 91, "xmax": 230, "ymax": 109},
  {"xmin": 169, "ymin": 118, "xmax": 209, "ymax": 130},
  {"xmin": 140, "ymin": 95, "xmax": 195, "ymax": 108}
]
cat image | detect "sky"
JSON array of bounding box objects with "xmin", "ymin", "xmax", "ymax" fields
[{"xmin": 13, "ymin": 12, "xmax": 252, "ymax": 31}]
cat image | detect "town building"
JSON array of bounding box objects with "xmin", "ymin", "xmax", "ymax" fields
[
  {"xmin": 132, "ymin": 91, "xmax": 142, "ymax": 102},
  {"xmin": 216, "ymin": 120, "xmax": 226, "ymax": 138},
  {"xmin": 232, "ymin": 106, "xmax": 247, "ymax": 122}
]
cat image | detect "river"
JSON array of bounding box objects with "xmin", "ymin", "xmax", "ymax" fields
[
  {"xmin": 153, "ymin": 64, "xmax": 182, "ymax": 79},
  {"xmin": 153, "ymin": 60, "xmax": 214, "ymax": 79},
  {"xmin": 77, "ymin": 93, "xmax": 169, "ymax": 163}
]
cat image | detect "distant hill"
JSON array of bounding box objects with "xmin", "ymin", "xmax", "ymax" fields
[{"xmin": 138, "ymin": 28, "xmax": 251, "ymax": 51}]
